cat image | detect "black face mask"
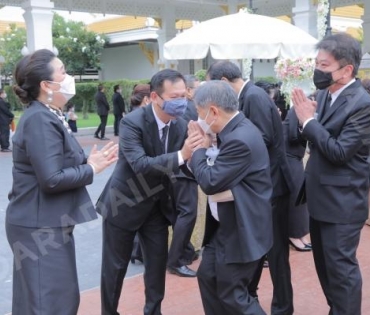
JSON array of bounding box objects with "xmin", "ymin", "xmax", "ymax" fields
[
  {"xmin": 313, "ymin": 66, "xmax": 345, "ymax": 90},
  {"xmin": 313, "ymin": 69, "xmax": 335, "ymax": 90}
]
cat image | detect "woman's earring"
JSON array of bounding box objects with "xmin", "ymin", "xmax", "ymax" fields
[{"xmin": 47, "ymin": 90, "xmax": 53, "ymax": 103}]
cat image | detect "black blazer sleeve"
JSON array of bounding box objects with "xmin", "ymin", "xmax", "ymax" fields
[{"xmin": 23, "ymin": 110, "xmax": 94, "ymax": 193}]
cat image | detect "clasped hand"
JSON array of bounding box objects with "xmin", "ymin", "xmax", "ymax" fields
[
  {"xmin": 291, "ymin": 88, "xmax": 317, "ymax": 125},
  {"xmin": 87, "ymin": 141, "xmax": 119, "ymax": 174},
  {"xmin": 181, "ymin": 121, "xmax": 211, "ymax": 161}
]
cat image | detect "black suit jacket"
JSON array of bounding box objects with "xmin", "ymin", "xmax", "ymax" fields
[
  {"xmin": 190, "ymin": 113, "xmax": 273, "ymax": 263},
  {"xmin": 283, "ymin": 108, "xmax": 306, "ymax": 160},
  {"xmin": 112, "ymin": 92, "xmax": 126, "ymax": 115},
  {"xmin": 97, "ymin": 104, "xmax": 188, "ymax": 230},
  {"xmin": 95, "ymin": 91, "xmax": 110, "ymax": 116},
  {"xmin": 6, "ymin": 101, "xmax": 96, "ymax": 228},
  {"xmin": 239, "ymin": 81, "xmax": 293, "ymax": 198},
  {"xmin": 301, "ymin": 79, "xmax": 370, "ymax": 223},
  {"xmin": 0, "ymin": 98, "xmax": 14, "ymax": 126}
]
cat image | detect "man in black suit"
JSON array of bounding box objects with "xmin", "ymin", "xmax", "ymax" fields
[
  {"xmin": 97, "ymin": 69, "xmax": 203, "ymax": 315},
  {"xmin": 112, "ymin": 84, "xmax": 126, "ymax": 136},
  {"xmin": 292, "ymin": 33, "xmax": 370, "ymax": 315},
  {"xmin": 167, "ymin": 74, "xmax": 201, "ymax": 277},
  {"xmin": 189, "ymin": 80, "xmax": 273, "ymax": 315},
  {"xmin": 0, "ymin": 89, "xmax": 14, "ymax": 152},
  {"xmin": 207, "ymin": 61, "xmax": 293, "ymax": 314},
  {"xmin": 94, "ymin": 84, "xmax": 110, "ymax": 140}
]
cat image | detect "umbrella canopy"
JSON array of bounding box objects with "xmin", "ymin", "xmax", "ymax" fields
[{"xmin": 164, "ymin": 11, "xmax": 318, "ymax": 60}]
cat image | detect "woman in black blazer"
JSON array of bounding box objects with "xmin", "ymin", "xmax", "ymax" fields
[{"xmin": 6, "ymin": 49, "xmax": 118, "ymax": 315}]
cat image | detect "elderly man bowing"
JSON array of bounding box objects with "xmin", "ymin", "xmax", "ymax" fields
[{"xmin": 188, "ymin": 80, "xmax": 273, "ymax": 315}]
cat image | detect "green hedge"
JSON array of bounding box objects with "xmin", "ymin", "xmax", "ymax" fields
[{"xmin": 4, "ymin": 78, "xmax": 150, "ymax": 113}]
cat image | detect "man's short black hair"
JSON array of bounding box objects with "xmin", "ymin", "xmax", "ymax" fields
[
  {"xmin": 206, "ymin": 61, "xmax": 242, "ymax": 82},
  {"xmin": 316, "ymin": 33, "xmax": 362, "ymax": 77},
  {"xmin": 150, "ymin": 69, "xmax": 185, "ymax": 95}
]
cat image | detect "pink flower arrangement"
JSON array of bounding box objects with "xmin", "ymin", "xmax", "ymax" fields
[
  {"xmin": 275, "ymin": 57, "xmax": 315, "ymax": 82},
  {"xmin": 274, "ymin": 57, "xmax": 316, "ymax": 103}
]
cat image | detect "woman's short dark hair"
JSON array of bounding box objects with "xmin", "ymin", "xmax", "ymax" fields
[
  {"xmin": 131, "ymin": 84, "xmax": 150, "ymax": 107},
  {"xmin": 13, "ymin": 49, "xmax": 56, "ymax": 104},
  {"xmin": 113, "ymin": 84, "xmax": 120, "ymax": 93}
]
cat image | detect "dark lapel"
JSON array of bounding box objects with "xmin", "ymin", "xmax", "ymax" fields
[
  {"xmin": 144, "ymin": 104, "xmax": 162, "ymax": 156},
  {"xmin": 317, "ymin": 91, "xmax": 330, "ymax": 122},
  {"xmin": 320, "ymin": 79, "xmax": 362, "ymax": 125},
  {"xmin": 218, "ymin": 112, "xmax": 245, "ymax": 144},
  {"xmin": 167, "ymin": 119, "xmax": 180, "ymax": 152}
]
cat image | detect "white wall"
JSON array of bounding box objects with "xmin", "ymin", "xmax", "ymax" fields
[
  {"xmin": 253, "ymin": 59, "xmax": 276, "ymax": 79},
  {"xmin": 100, "ymin": 45, "xmax": 157, "ymax": 81}
]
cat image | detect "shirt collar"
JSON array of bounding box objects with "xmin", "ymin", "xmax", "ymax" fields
[
  {"xmin": 330, "ymin": 78, "xmax": 356, "ymax": 104},
  {"xmin": 219, "ymin": 111, "xmax": 240, "ymax": 133},
  {"xmin": 151, "ymin": 104, "xmax": 170, "ymax": 131}
]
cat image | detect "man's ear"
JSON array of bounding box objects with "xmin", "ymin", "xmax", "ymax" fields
[
  {"xmin": 344, "ymin": 64, "xmax": 354, "ymax": 78},
  {"xmin": 150, "ymin": 91, "xmax": 158, "ymax": 104},
  {"xmin": 209, "ymin": 104, "xmax": 219, "ymax": 117}
]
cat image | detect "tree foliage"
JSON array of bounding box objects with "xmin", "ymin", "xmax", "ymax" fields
[
  {"xmin": 0, "ymin": 13, "xmax": 108, "ymax": 80},
  {"xmin": 52, "ymin": 13, "xmax": 108, "ymax": 78},
  {"xmin": 0, "ymin": 24, "xmax": 26, "ymax": 79}
]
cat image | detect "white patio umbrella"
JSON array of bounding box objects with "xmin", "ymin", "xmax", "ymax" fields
[{"xmin": 164, "ymin": 11, "xmax": 318, "ymax": 60}]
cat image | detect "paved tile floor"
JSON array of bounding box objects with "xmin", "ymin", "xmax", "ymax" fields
[{"xmin": 78, "ymin": 224, "xmax": 370, "ymax": 315}]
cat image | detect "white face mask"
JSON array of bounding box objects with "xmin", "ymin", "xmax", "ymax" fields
[
  {"xmin": 49, "ymin": 74, "xmax": 76, "ymax": 102},
  {"xmin": 197, "ymin": 108, "xmax": 215, "ymax": 134}
]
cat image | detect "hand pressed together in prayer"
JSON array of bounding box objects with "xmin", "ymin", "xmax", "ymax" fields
[
  {"xmin": 291, "ymin": 88, "xmax": 317, "ymax": 125},
  {"xmin": 87, "ymin": 141, "xmax": 119, "ymax": 174},
  {"xmin": 181, "ymin": 121, "xmax": 210, "ymax": 160}
]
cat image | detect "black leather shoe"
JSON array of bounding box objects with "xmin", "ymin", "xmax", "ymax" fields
[
  {"xmin": 289, "ymin": 240, "xmax": 312, "ymax": 252},
  {"xmin": 167, "ymin": 265, "xmax": 196, "ymax": 277},
  {"xmin": 94, "ymin": 134, "xmax": 100, "ymax": 139}
]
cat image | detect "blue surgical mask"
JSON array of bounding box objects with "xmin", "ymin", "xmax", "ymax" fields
[{"xmin": 161, "ymin": 98, "xmax": 188, "ymax": 117}]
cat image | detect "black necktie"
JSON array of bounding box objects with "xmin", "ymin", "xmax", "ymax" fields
[
  {"xmin": 322, "ymin": 93, "xmax": 331, "ymax": 118},
  {"xmin": 216, "ymin": 134, "xmax": 221, "ymax": 148},
  {"xmin": 161, "ymin": 125, "xmax": 169, "ymax": 153}
]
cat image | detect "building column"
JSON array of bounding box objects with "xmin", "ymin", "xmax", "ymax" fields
[
  {"xmin": 292, "ymin": 0, "xmax": 318, "ymax": 39},
  {"xmin": 228, "ymin": 0, "xmax": 238, "ymax": 14},
  {"xmin": 22, "ymin": 0, "xmax": 54, "ymax": 53},
  {"xmin": 157, "ymin": 6, "xmax": 178, "ymax": 70},
  {"xmin": 362, "ymin": 2, "xmax": 370, "ymax": 53}
]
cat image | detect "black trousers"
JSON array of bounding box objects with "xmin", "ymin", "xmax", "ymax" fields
[
  {"xmin": 310, "ymin": 217, "xmax": 364, "ymax": 315},
  {"xmin": 95, "ymin": 115, "xmax": 108, "ymax": 138},
  {"xmin": 167, "ymin": 178, "xmax": 198, "ymax": 267},
  {"xmin": 6, "ymin": 223, "xmax": 79, "ymax": 315},
  {"xmin": 101, "ymin": 208, "xmax": 169, "ymax": 315},
  {"xmin": 197, "ymin": 233, "xmax": 266, "ymax": 315},
  {"xmin": 0, "ymin": 123, "xmax": 10, "ymax": 149},
  {"xmin": 114, "ymin": 114, "xmax": 122, "ymax": 136},
  {"xmin": 248, "ymin": 194, "xmax": 293, "ymax": 315}
]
